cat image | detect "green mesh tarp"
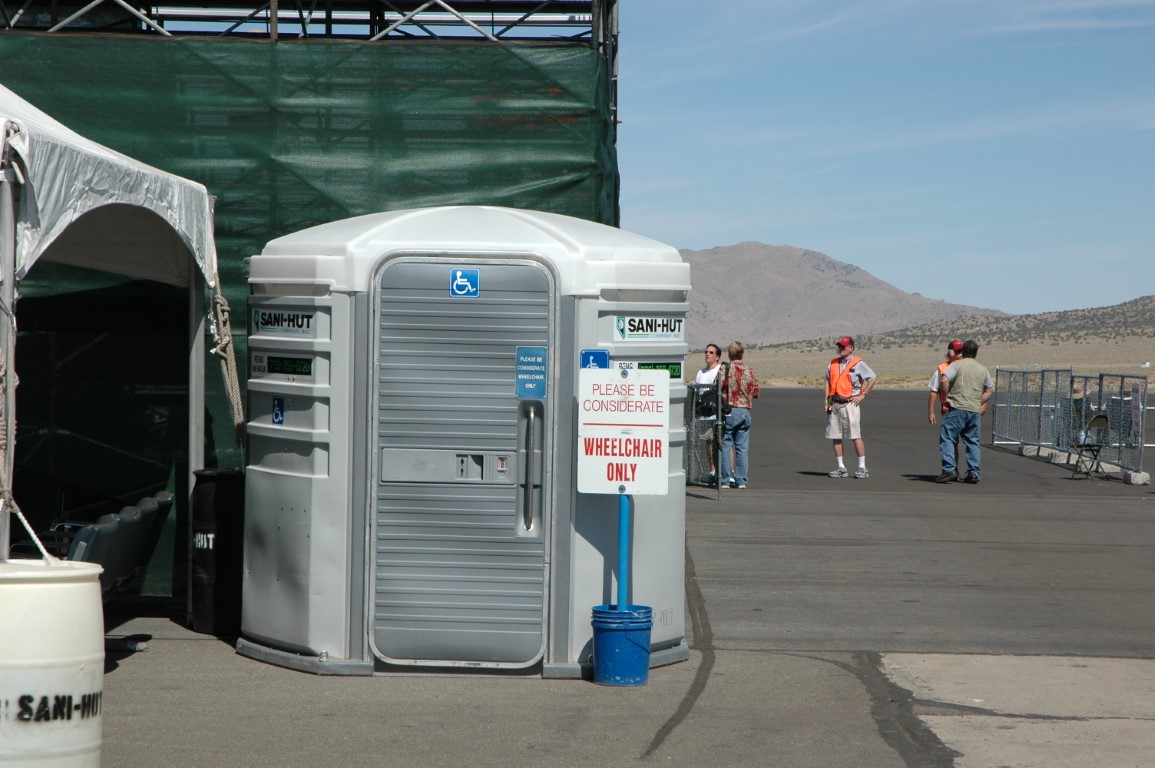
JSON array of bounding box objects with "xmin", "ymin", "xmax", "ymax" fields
[{"xmin": 1, "ymin": 34, "xmax": 618, "ymax": 470}]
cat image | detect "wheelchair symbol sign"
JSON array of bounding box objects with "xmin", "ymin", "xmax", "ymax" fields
[
  {"xmin": 272, "ymin": 396, "xmax": 285, "ymax": 425},
  {"xmin": 580, "ymin": 349, "xmax": 610, "ymax": 369},
  {"xmin": 449, "ymin": 268, "xmax": 480, "ymax": 298}
]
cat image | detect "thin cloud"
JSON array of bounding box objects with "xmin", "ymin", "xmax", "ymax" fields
[
  {"xmin": 624, "ymin": 0, "xmax": 921, "ymax": 65},
  {"xmin": 975, "ymin": 0, "xmax": 1155, "ymax": 34},
  {"xmin": 777, "ymin": 98, "xmax": 1155, "ymax": 162},
  {"xmin": 985, "ymin": 15, "xmax": 1155, "ymax": 33}
]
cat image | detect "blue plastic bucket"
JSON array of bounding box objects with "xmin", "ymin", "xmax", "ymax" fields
[{"xmin": 591, "ymin": 604, "xmax": 653, "ymax": 686}]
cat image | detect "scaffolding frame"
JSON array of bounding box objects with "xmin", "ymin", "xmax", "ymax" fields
[
  {"xmin": 1, "ymin": 1, "xmax": 605, "ymax": 40},
  {"xmin": 2, "ymin": 1, "xmax": 620, "ymax": 134}
]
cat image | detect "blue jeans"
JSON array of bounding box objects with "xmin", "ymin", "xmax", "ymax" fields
[
  {"xmin": 939, "ymin": 407, "xmax": 981, "ymax": 476},
  {"xmin": 720, "ymin": 407, "xmax": 752, "ymax": 485}
]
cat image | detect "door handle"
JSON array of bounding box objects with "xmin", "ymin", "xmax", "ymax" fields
[{"xmin": 523, "ymin": 404, "xmax": 537, "ymax": 531}]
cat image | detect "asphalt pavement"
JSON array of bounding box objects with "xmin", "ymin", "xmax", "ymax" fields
[{"xmin": 99, "ymin": 388, "xmax": 1155, "ymax": 767}]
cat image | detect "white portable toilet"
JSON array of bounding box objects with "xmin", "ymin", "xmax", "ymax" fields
[{"xmin": 237, "ymin": 206, "xmax": 691, "ymax": 677}]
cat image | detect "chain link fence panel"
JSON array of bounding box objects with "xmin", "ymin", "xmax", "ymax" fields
[
  {"xmin": 994, "ymin": 368, "xmax": 1146, "ymax": 474},
  {"xmin": 684, "ymin": 384, "xmax": 722, "ymax": 493}
]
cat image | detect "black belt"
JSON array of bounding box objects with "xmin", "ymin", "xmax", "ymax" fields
[{"xmin": 830, "ymin": 396, "xmax": 852, "ymax": 403}]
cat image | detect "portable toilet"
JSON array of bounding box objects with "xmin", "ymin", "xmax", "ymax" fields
[{"xmin": 237, "ymin": 206, "xmax": 691, "ymax": 677}]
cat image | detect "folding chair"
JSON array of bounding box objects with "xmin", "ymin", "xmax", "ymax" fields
[
  {"xmin": 112, "ymin": 506, "xmax": 145, "ymax": 590},
  {"xmin": 1071, "ymin": 413, "xmax": 1110, "ymax": 480},
  {"xmin": 69, "ymin": 515, "xmax": 124, "ymax": 601}
]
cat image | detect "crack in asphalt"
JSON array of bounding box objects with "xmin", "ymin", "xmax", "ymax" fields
[
  {"xmin": 641, "ymin": 545, "xmax": 715, "ymax": 760},
  {"xmin": 796, "ymin": 651, "xmax": 961, "ymax": 768},
  {"xmin": 858, "ymin": 651, "xmax": 962, "ymax": 768},
  {"xmin": 643, "ymin": 547, "xmax": 1040, "ymax": 766},
  {"xmin": 912, "ymin": 698, "xmax": 1150, "ymax": 722}
]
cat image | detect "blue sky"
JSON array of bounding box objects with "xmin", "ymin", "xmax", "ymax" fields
[{"xmin": 616, "ymin": 1, "xmax": 1155, "ymax": 315}]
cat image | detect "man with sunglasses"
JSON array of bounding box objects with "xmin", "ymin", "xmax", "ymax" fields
[{"xmin": 695, "ymin": 344, "xmax": 724, "ymax": 483}]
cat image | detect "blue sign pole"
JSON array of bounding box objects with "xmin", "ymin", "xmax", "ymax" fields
[{"xmin": 618, "ymin": 492, "xmax": 630, "ymax": 610}]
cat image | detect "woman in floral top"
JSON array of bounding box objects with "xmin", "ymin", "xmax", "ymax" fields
[{"xmin": 719, "ymin": 341, "xmax": 761, "ymax": 489}]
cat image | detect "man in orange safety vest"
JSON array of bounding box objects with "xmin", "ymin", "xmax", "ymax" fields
[{"xmin": 824, "ymin": 336, "xmax": 877, "ymax": 479}]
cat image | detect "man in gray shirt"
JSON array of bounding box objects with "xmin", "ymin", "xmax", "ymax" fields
[{"xmin": 935, "ymin": 339, "xmax": 994, "ymax": 484}]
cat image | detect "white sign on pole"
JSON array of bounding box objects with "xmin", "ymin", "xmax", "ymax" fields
[{"xmin": 577, "ymin": 368, "xmax": 670, "ymax": 495}]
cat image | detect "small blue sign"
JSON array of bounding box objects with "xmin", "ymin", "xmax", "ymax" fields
[
  {"xmin": 449, "ymin": 268, "xmax": 480, "ymax": 298},
  {"xmin": 272, "ymin": 396, "xmax": 285, "ymax": 425},
  {"xmin": 580, "ymin": 349, "xmax": 610, "ymax": 369},
  {"xmin": 515, "ymin": 346, "xmax": 548, "ymax": 399}
]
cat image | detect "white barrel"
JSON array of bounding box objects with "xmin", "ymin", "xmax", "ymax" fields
[{"xmin": 0, "ymin": 560, "xmax": 104, "ymax": 767}]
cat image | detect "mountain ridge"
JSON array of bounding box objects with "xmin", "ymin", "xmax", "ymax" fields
[
  {"xmin": 682, "ymin": 242, "xmax": 1152, "ymax": 349},
  {"xmin": 835, "ymin": 294, "xmax": 1155, "ymax": 348},
  {"xmin": 763, "ymin": 292, "xmax": 1155, "ymax": 355}
]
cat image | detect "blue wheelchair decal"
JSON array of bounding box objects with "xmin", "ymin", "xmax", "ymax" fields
[{"xmin": 450, "ymin": 268, "xmax": 480, "ymax": 298}]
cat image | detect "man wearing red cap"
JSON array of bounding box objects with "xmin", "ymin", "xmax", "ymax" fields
[
  {"xmin": 824, "ymin": 336, "xmax": 877, "ymax": 478},
  {"xmin": 928, "ymin": 339, "xmax": 964, "ymax": 425}
]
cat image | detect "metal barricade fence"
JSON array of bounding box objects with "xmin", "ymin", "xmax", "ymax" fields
[
  {"xmin": 684, "ymin": 384, "xmax": 722, "ymax": 492},
  {"xmin": 992, "ymin": 369, "xmax": 1072, "ymax": 450},
  {"xmin": 1076, "ymin": 373, "xmax": 1148, "ymax": 473},
  {"xmin": 993, "ymin": 368, "xmax": 1147, "ymax": 474}
]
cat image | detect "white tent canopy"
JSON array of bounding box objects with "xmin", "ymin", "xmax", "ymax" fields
[
  {"xmin": 0, "ymin": 82, "xmax": 217, "ymax": 287},
  {"xmin": 0, "ymin": 83, "xmax": 238, "ymax": 560}
]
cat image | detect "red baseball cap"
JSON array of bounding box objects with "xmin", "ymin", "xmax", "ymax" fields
[
  {"xmin": 837, "ymin": 336, "xmax": 854, "ymax": 348},
  {"xmin": 948, "ymin": 339, "xmax": 963, "ymax": 352}
]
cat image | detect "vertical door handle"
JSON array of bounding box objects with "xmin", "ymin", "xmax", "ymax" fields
[{"xmin": 523, "ymin": 404, "xmax": 537, "ymax": 531}]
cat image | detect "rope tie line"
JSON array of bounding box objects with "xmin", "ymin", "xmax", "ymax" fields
[{"xmin": 210, "ymin": 287, "xmax": 246, "ymax": 446}]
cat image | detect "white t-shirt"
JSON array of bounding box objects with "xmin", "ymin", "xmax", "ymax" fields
[
  {"xmin": 928, "ymin": 366, "xmax": 945, "ymax": 393},
  {"xmin": 696, "ymin": 365, "xmax": 721, "ymax": 386}
]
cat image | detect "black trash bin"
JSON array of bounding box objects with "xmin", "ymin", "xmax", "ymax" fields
[{"xmin": 190, "ymin": 468, "xmax": 245, "ymax": 636}]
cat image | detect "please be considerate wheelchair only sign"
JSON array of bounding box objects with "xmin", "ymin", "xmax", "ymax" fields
[{"xmin": 577, "ymin": 367, "xmax": 670, "ymax": 496}]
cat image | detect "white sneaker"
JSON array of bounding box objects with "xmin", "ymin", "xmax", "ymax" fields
[
  {"xmin": 854, "ymin": 467, "xmax": 869, "ymax": 479},
  {"xmin": 828, "ymin": 468, "xmax": 848, "ymax": 478}
]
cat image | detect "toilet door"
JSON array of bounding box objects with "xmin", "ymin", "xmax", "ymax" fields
[{"xmin": 369, "ymin": 257, "xmax": 552, "ymax": 667}]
